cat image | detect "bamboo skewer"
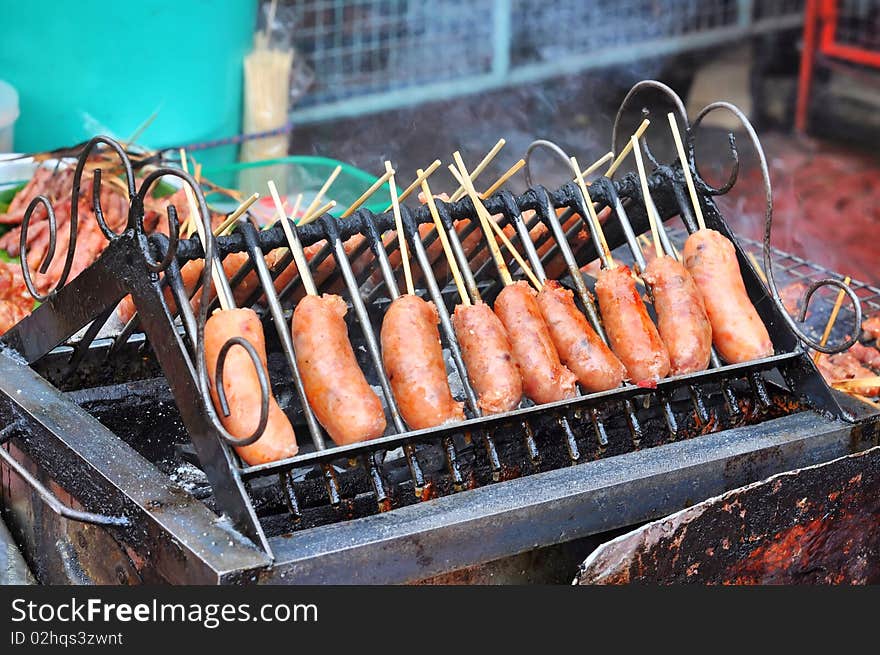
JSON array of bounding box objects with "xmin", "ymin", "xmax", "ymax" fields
[
  {"xmin": 341, "ymin": 168, "xmax": 395, "ymax": 218},
  {"xmin": 215, "ymin": 193, "xmax": 260, "ymax": 236},
  {"xmin": 451, "ymin": 152, "xmax": 512, "ymax": 287},
  {"xmin": 480, "ymin": 158, "xmax": 525, "ymax": 199},
  {"xmin": 269, "ymin": 183, "xmax": 317, "ymax": 297},
  {"xmin": 449, "ymin": 138, "xmax": 506, "ymax": 202},
  {"xmin": 300, "ymin": 165, "xmax": 342, "ymax": 224},
  {"xmin": 571, "ymin": 156, "xmax": 612, "ymax": 264},
  {"xmin": 449, "ymin": 166, "xmax": 544, "ymax": 291},
  {"xmin": 605, "ymin": 119, "xmax": 650, "ymax": 178},
  {"xmin": 668, "ymin": 112, "xmax": 706, "ymax": 231},
  {"xmin": 576, "ymin": 151, "xmax": 614, "ymax": 182},
  {"xmin": 419, "ymin": 172, "xmax": 470, "ymax": 307},
  {"xmin": 850, "ymin": 393, "xmax": 880, "ymax": 409},
  {"xmin": 180, "ymin": 149, "xmax": 234, "ymax": 311},
  {"xmin": 382, "ymin": 160, "xmax": 441, "ymax": 212},
  {"xmin": 813, "ymin": 276, "xmax": 851, "ymax": 364},
  {"xmin": 831, "ymin": 376, "xmax": 880, "ymax": 390},
  {"xmin": 631, "ymin": 134, "xmax": 664, "ymax": 260},
  {"xmin": 747, "ymin": 253, "xmax": 769, "ymax": 285},
  {"xmin": 448, "ymin": 163, "xmax": 542, "ymax": 290},
  {"xmin": 299, "ymin": 200, "xmax": 337, "ymax": 226},
  {"xmin": 386, "ymin": 161, "xmax": 415, "ymax": 296}
]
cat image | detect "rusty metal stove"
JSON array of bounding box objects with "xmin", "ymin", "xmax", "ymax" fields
[{"xmin": 0, "ymin": 82, "xmax": 877, "ymax": 584}]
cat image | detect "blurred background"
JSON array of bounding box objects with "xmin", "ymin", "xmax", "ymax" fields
[{"xmin": 0, "ymin": 0, "xmax": 877, "ymax": 281}]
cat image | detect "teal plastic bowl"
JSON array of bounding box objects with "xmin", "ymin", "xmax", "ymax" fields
[{"xmin": 202, "ymin": 155, "xmax": 392, "ymax": 217}]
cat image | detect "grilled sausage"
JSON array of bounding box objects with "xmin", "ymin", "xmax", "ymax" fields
[
  {"xmin": 204, "ymin": 307, "xmax": 299, "ymax": 465},
  {"xmin": 292, "ymin": 294, "xmax": 387, "ymax": 444},
  {"xmin": 595, "ymin": 265, "xmax": 670, "ymax": 383},
  {"xmin": 682, "ymin": 229, "xmax": 773, "ymax": 364},
  {"xmin": 381, "ymin": 294, "xmax": 464, "ymax": 429},
  {"xmin": 643, "ymin": 255, "xmax": 712, "ymax": 375},
  {"xmin": 452, "ymin": 301, "xmax": 523, "ymax": 414},
  {"xmin": 536, "ymin": 279, "xmax": 626, "ymax": 392},
  {"xmin": 494, "ymin": 280, "xmax": 578, "ymax": 404}
]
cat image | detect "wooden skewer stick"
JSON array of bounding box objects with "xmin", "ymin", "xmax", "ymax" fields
[
  {"xmin": 747, "ymin": 253, "xmax": 768, "ymax": 285},
  {"xmin": 300, "ymin": 164, "xmax": 342, "ymax": 225},
  {"xmin": 215, "ymin": 193, "xmax": 260, "ymax": 236},
  {"xmin": 451, "ymin": 152, "xmax": 512, "ymax": 287},
  {"xmin": 668, "ymin": 112, "xmax": 706, "ymax": 231},
  {"xmin": 831, "ymin": 376, "xmax": 880, "ymax": 390},
  {"xmin": 449, "ymin": 138, "xmax": 506, "ymax": 202},
  {"xmin": 419, "ymin": 172, "xmax": 470, "ymax": 307},
  {"xmin": 180, "ymin": 149, "xmax": 234, "ymax": 310},
  {"xmin": 448, "ymin": 163, "xmax": 542, "ymax": 290},
  {"xmin": 269, "ymin": 183, "xmax": 317, "ymax": 297},
  {"xmin": 571, "ymin": 155, "xmax": 612, "ymax": 264},
  {"xmin": 382, "ymin": 160, "xmax": 441, "ymax": 212},
  {"xmin": 386, "ymin": 161, "xmax": 415, "ymax": 296},
  {"xmin": 480, "ymin": 158, "xmax": 525, "ymax": 199},
  {"xmin": 577, "ymin": 151, "xmax": 614, "ymax": 181},
  {"xmin": 605, "ymin": 119, "xmax": 650, "ymax": 178},
  {"xmin": 341, "ymin": 168, "xmax": 395, "ymax": 218},
  {"xmin": 850, "ymin": 393, "xmax": 880, "ymax": 409},
  {"xmin": 631, "ymin": 134, "xmax": 664, "ymax": 260},
  {"xmin": 813, "ymin": 276, "xmax": 851, "ymax": 364},
  {"xmin": 299, "ymin": 200, "xmax": 337, "ymax": 226}
]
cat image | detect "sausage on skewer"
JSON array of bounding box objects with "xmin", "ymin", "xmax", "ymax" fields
[
  {"xmin": 630, "ymin": 133, "xmax": 712, "ymax": 376},
  {"xmin": 292, "ymin": 294, "xmax": 387, "ymax": 444},
  {"xmin": 643, "ymin": 255, "xmax": 712, "ymax": 375},
  {"xmin": 536, "ymin": 279, "xmax": 626, "ymax": 392},
  {"xmin": 495, "ymin": 279, "xmax": 578, "ymax": 403},
  {"xmin": 682, "ymin": 229, "xmax": 773, "ymax": 364},
  {"xmin": 205, "ymin": 307, "xmax": 299, "ymax": 465},
  {"xmin": 595, "ymin": 264, "xmax": 670, "ymax": 383},
  {"xmin": 268, "ymin": 183, "xmax": 388, "ymax": 446},
  {"xmin": 667, "ymin": 112, "xmax": 773, "ymax": 365},
  {"xmin": 381, "ymin": 293, "xmax": 464, "ymax": 429},
  {"xmin": 380, "ymin": 163, "xmax": 464, "ymax": 430}
]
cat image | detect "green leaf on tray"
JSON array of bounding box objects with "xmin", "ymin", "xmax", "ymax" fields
[{"xmin": 0, "ymin": 182, "xmax": 26, "ymax": 214}]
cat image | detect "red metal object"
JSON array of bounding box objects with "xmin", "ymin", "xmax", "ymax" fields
[{"xmin": 796, "ymin": 0, "xmax": 880, "ymax": 132}]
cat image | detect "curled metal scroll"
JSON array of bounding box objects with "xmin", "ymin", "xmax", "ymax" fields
[
  {"xmin": 134, "ymin": 168, "xmax": 187, "ymax": 273},
  {"xmin": 524, "ymin": 139, "xmax": 573, "ymax": 188},
  {"xmin": 691, "ymin": 101, "xmax": 861, "ymax": 354},
  {"xmin": 611, "ymin": 79, "xmax": 688, "ymax": 167},
  {"xmin": 19, "ymin": 136, "xmax": 139, "ymax": 301},
  {"xmin": 17, "ymin": 134, "xmax": 272, "ymax": 450},
  {"xmin": 19, "ymin": 196, "xmax": 58, "ymax": 302},
  {"xmin": 214, "ymin": 335, "xmax": 271, "ymax": 446},
  {"xmin": 687, "ymin": 122, "xmax": 740, "ymax": 196},
  {"xmin": 69, "ymin": 136, "xmax": 137, "ymax": 246}
]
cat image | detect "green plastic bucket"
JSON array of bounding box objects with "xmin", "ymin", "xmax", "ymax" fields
[{"xmin": 0, "ymin": 1, "xmax": 256, "ymax": 177}]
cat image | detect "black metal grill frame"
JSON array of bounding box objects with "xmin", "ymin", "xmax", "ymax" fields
[{"xmin": 0, "ymin": 83, "xmax": 864, "ymax": 559}]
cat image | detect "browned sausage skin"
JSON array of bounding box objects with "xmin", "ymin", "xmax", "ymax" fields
[
  {"xmin": 381, "ymin": 294, "xmax": 464, "ymax": 430},
  {"xmin": 204, "ymin": 308, "xmax": 299, "ymax": 466},
  {"xmin": 682, "ymin": 229, "xmax": 773, "ymax": 364},
  {"xmin": 536, "ymin": 280, "xmax": 626, "ymax": 392},
  {"xmin": 292, "ymin": 294, "xmax": 387, "ymax": 445},
  {"xmin": 453, "ymin": 301, "xmax": 523, "ymax": 414},
  {"xmin": 595, "ymin": 265, "xmax": 670, "ymax": 383},
  {"xmin": 494, "ymin": 280, "xmax": 578, "ymax": 404},
  {"xmin": 643, "ymin": 256, "xmax": 712, "ymax": 375}
]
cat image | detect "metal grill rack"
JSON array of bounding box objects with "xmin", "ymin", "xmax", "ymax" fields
[
  {"xmin": 0, "ymin": 82, "xmax": 873, "ymax": 582},
  {"xmin": 289, "ymin": 0, "xmax": 805, "ymax": 123}
]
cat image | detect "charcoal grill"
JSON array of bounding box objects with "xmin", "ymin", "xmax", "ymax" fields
[{"xmin": 1, "ymin": 82, "xmax": 877, "ymax": 585}]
